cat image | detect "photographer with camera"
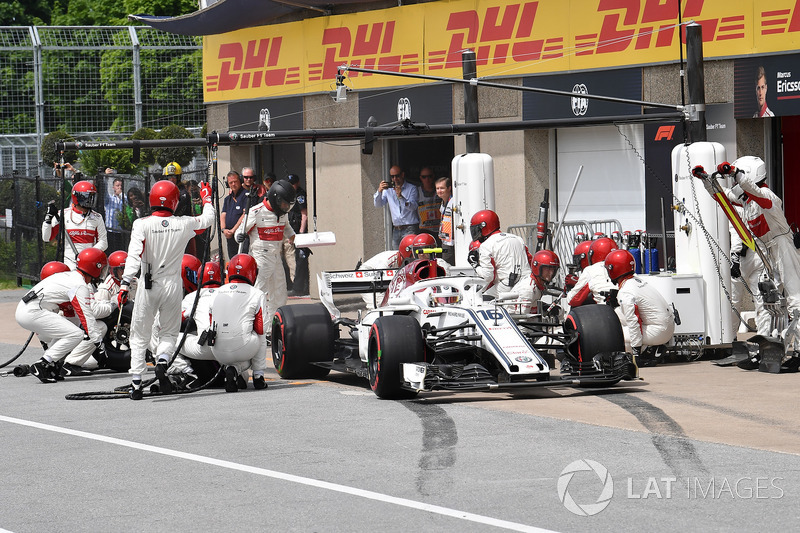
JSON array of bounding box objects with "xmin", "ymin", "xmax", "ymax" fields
[{"xmin": 374, "ymin": 165, "xmax": 419, "ymax": 248}]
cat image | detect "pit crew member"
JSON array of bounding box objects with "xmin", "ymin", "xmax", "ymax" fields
[
  {"xmin": 605, "ymin": 249, "xmax": 675, "ymax": 365},
  {"xmin": 41, "ymin": 180, "xmax": 108, "ymax": 269},
  {"xmin": 234, "ymin": 180, "xmax": 296, "ymax": 321},
  {"xmin": 16, "ymin": 248, "xmax": 107, "ymax": 383},
  {"xmin": 119, "ymin": 179, "xmax": 214, "ymax": 400},
  {"xmin": 210, "ymin": 254, "xmax": 268, "ymax": 392}
]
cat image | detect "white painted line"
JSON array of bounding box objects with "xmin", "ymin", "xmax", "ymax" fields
[{"xmin": 1, "ymin": 414, "xmax": 557, "ymax": 533}]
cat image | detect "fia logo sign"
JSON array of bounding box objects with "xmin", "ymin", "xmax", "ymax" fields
[
  {"xmin": 397, "ymin": 98, "xmax": 411, "ymax": 121},
  {"xmin": 571, "ymin": 84, "xmax": 588, "ymax": 116}
]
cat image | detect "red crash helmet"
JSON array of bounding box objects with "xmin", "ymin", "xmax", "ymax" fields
[
  {"xmin": 200, "ymin": 262, "xmax": 223, "ymax": 287},
  {"xmin": 470, "ymin": 210, "xmax": 500, "ymax": 242},
  {"xmin": 181, "ymin": 254, "xmax": 201, "ymax": 293},
  {"xmin": 573, "ymin": 240, "xmax": 592, "ymax": 271},
  {"xmin": 76, "ymin": 248, "xmax": 108, "ymax": 283},
  {"xmin": 149, "ymin": 180, "xmax": 180, "ymax": 214},
  {"xmin": 398, "ymin": 234, "xmax": 416, "ymax": 260},
  {"xmin": 412, "ymin": 233, "xmax": 437, "ymax": 259},
  {"xmin": 588, "ymin": 237, "xmax": 618, "ymax": 265},
  {"xmin": 108, "ymin": 251, "xmax": 127, "ymax": 282},
  {"xmin": 71, "ymin": 180, "xmax": 97, "ymax": 210},
  {"xmin": 532, "ymin": 249, "xmax": 560, "ymax": 284},
  {"xmin": 227, "ymin": 254, "xmax": 258, "ymax": 284},
  {"xmin": 605, "ymin": 249, "xmax": 636, "ymax": 284},
  {"xmin": 40, "ymin": 261, "xmax": 70, "ymax": 280}
]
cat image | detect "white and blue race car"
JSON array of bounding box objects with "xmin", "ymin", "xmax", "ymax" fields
[{"xmin": 271, "ymin": 259, "xmax": 638, "ymax": 399}]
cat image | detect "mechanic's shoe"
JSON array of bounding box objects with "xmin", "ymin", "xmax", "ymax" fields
[
  {"xmin": 155, "ymin": 361, "xmax": 173, "ymax": 394},
  {"xmin": 224, "ymin": 366, "xmax": 239, "ymax": 393},
  {"xmin": 52, "ymin": 361, "xmax": 65, "ymax": 381},
  {"xmin": 175, "ymin": 371, "xmax": 200, "ymax": 390},
  {"xmin": 780, "ymin": 355, "xmax": 800, "ymax": 373},
  {"xmin": 30, "ymin": 359, "xmax": 57, "ymax": 383},
  {"xmin": 253, "ymin": 374, "xmax": 267, "ymax": 390},
  {"xmin": 59, "ymin": 363, "xmax": 92, "ymax": 377},
  {"xmin": 130, "ymin": 380, "xmax": 143, "ymax": 400}
]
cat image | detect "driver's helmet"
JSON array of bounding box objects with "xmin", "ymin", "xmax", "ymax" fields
[{"xmin": 429, "ymin": 285, "xmax": 461, "ymax": 306}]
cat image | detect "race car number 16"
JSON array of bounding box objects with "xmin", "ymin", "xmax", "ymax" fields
[{"xmin": 477, "ymin": 310, "xmax": 503, "ymax": 321}]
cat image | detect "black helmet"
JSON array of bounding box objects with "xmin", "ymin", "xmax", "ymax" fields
[{"xmin": 267, "ymin": 180, "xmax": 296, "ymax": 217}]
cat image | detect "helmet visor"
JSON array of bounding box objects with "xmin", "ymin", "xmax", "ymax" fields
[
  {"xmin": 74, "ymin": 190, "xmax": 96, "ymax": 209},
  {"xmin": 470, "ymin": 224, "xmax": 483, "ymax": 242},
  {"xmin": 539, "ymin": 265, "xmax": 558, "ymax": 283}
]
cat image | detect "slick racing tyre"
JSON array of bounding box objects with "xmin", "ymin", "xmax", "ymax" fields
[
  {"xmin": 103, "ymin": 302, "xmax": 133, "ymax": 372},
  {"xmin": 564, "ymin": 304, "xmax": 624, "ymax": 362},
  {"xmin": 272, "ymin": 303, "xmax": 334, "ymax": 379},
  {"xmin": 368, "ymin": 315, "xmax": 424, "ymax": 400}
]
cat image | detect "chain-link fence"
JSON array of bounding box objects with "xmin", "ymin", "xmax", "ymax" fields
[
  {"xmin": 0, "ymin": 26, "xmax": 204, "ymax": 177},
  {"xmin": 0, "ymin": 170, "xmax": 212, "ymax": 286}
]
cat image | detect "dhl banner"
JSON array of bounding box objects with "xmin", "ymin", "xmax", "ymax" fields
[{"xmin": 203, "ymin": 0, "xmax": 800, "ymax": 103}]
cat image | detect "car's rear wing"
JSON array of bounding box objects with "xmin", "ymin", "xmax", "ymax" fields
[{"xmin": 317, "ymin": 268, "xmax": 396, "ymax": 318}]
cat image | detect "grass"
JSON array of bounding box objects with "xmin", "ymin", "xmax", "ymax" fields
[{"xmin": 0, "ymin": 274, "xmax": 33, "ymax": 290}]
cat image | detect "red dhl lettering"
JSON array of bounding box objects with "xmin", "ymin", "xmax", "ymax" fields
[
  {"xmin": 307, "ymin": 21, "xmax": 418, "ymax": 82},
  {"xmin": 432, "ymin": 3, "xmax": 558, "ymax": 70},
  {"xmin": 206, "ymin": 38, "xmax": 300, "ymax": 92},
  {"xmin": 257, "ymin": 225, "xmax": 285, "ymax": 241}
]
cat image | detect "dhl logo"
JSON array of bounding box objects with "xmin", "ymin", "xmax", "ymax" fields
[
  {"xmin": 206, "ymin": 37, "xmax": 300, "ymax": 92},
  {"xmin": 435, "ymin": 2, "xmax": 562, "ymax": 69},
  {"xmin": 204, "ymin": 0, "xmax": 800, "ymax": 95},
  {"xmin": 308, "ymin": 21, "xmax": 420, "ymax": 81}
]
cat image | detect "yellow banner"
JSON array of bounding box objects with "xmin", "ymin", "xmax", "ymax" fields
[{"xmin": 203, "ymin": 0, "xmax": 800, "ymax": 103}]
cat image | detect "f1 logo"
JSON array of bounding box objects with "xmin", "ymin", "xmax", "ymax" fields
[{"xmin": 654, "ymin": 125, "xmax": 675, "ymax": 141}]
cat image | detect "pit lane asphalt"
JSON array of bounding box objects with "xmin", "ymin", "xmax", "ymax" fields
[{"xmin": 1, "ymin": 288, "xmax": 798, "ymax": 532}]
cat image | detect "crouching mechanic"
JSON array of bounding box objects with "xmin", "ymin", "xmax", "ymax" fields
[
  {"xmin": 210, "ymin": 254, "xmax": 269, "ymax": 392},
  {"xmin": 164, "ymin": 261, "xmax": 224, "ymax": 390},
  {"xmin": 16, "ymin": 248, "xmax": 108, "ymax": 383},
  {"xmin": 566, "ymin": 237, "xmax": 617, "ymax": 307},
  {"xmin": 530, "ymin": 249, "xmax": 560, "ymax": 314},
  {"xmin": 62, "ymin": 250, "xmax": 136, "ymax": 374},
  {"xmin": 605, "ymin": 249, "xmax": 675, "ymax": 366},
  {"xmin": 119, "ymin": 179, "xmax": 215, "ymax": 400},
  {"xmin": 468, "ymin": 209, "xmax": 535, "ymax": 313},
  {"xmin": 234, "ymin": 180, "xmax": 296, "ymax": 320}
]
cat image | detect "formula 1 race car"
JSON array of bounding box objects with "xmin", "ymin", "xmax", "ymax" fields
[{"xmin": 271, "ymin": 259, "xmax": 638, "ymax": 399}]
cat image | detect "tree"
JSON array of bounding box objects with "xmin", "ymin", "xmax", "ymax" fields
[
  {"xmin": 40, "ymin": 130, "xmax": 77, "ymax": 167},
  {"xmin": 155, "ymin": 124, "xmax": 196, "ymax": 168},
  {"xmin": 0, "ymin": 0, "xmax": 53, "ymax": 25}
]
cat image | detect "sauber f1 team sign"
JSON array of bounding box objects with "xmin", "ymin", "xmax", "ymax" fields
[{"xmin": 203, "ymin": 0, "xmax": 800, "ymax": 103}]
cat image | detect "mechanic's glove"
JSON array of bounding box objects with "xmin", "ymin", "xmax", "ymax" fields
[
  {"xmin": 691, "ymin": 165, "xmax": 706, "ymax": 179},
  {"xmin": 716, "ymin": 162, "xmax": 733, "ymax": 175},
  {"xmin": 44, "ymin": 201, "xmax": 58, "ymax": 223},
  {"xmin": 199, "ymin": 181, "xmax": 213, "ymax": 205},
  {"xmin": 604, "ymin": 288, "xmax": 619, "ymax": 308},
  {"xmin": 730, "ymin": 256, "xmax": 741, "ymax": 279},
  {"xmin": 117, "ymin": 282, "xmax": 130, "ymax": 307},
  {"xmin": 631, "ymin": 346, "xmax": 641, "ymax": 357},
  {"xmin": 564, "ymin": 273, "xmax": 579, "ymax": 291},
  {"xmin": 467, "ymin": 249, "xmax": 479, "ymax": 268},
  {"xmin": 235, "ymin": 232, "xmax": 246, "ymax": 243}
]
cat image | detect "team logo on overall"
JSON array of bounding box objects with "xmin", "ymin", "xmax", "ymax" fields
[{"xmin": 161, "ymin": 220, "xmax": 169, "ymax": 227}]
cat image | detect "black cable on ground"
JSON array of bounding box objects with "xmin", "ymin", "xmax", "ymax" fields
[
  {"xmin": 0, "ymin": 331, "xmax": 34, "ymax": 369},
  {"xmin": 65, "ymin": 366, "xmax": 224, "ymax": 400}
]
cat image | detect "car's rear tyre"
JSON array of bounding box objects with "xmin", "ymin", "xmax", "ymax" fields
[
  {"xmin": 271, "ymin": 303, "xmax": 334, "ymax": 379},
  {"xmin": 564, "ymin": 304, "xmax": 625, "ymax": 362},
  {"xmin": 368, "ymin": 315, "xmax": 424, "ymax": 399}
]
